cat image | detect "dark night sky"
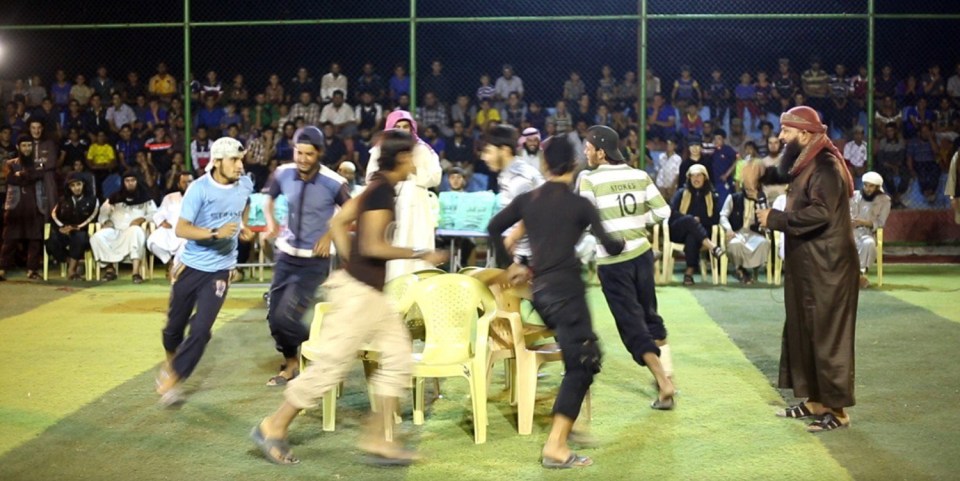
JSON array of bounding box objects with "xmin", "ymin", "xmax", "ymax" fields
[{"xmin": 1, "ymin": 1, "xmax": 958, "ymax": 103}]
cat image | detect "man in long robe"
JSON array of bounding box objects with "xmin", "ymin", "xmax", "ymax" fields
[
  {"xmin": 147, "ymin": 171, "xmax": 193, "ymax": 274},
  {"xmin": 754, "ymin": 105, "xmax": 859, "ymax": 433},
  {"xmin": 850, "ymin": 172, "xmax": 890, "ymax": 289}
]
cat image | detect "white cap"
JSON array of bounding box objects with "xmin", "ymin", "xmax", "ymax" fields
[
  {"xmin": 862, "ymin": 171, "xmax": 884, "ymax": 191},
  {"xmin": 338, "ymin": 161, "xmax": 356, "ymax": 173},
  {"xmin": 207, "ymin": 137, "xmax": 245, "ymax": 173},
  {"xmin": 687, "ymin": 163, "xmax": 709, "ymax": 180}
]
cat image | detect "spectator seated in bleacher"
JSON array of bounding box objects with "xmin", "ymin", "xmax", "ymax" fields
[
  {"xmin": 720, "ymin": 178, "xmax": 770, "ymax": 285},
  {"xmin": 668, "ymin": 164, "xmax": 724, "ymax": 286},
  {"xmin": 147, "ymin": 171, "xmax": 192, "ymax": 279},
  {"xmin": 90, "ymin": 171, "xmax": 157, "ymax": 283},
  {"xmin": 851, "ymin": 172, "xmax": 891, "ymax": 289},
  {"xmin": 46, "ymin": 172, "xmax": 99, "ymax": 280}
]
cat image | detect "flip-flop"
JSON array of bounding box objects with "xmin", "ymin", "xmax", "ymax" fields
[
  {"xmin": 542, "ymin": 453, "xmax": 593, "ymax": 469},
  {"xmin": 650, "ymin": 396, "xmax": 676, "ymax": 410},
  {"xmin": 776, "ymin": 403, "xmax": 815, "ymax": 419},
  {"xmin": 266, "ymin": 372, "xmax": 298, "ymax": 387},
  {"xmin": 250, "ymin": 424, "xmax": 300, "ymax": 465}
]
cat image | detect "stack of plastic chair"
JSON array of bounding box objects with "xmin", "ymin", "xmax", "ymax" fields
[{"xmin": 400, "ymin": 273, "xmax": 497, "ymax": 444}]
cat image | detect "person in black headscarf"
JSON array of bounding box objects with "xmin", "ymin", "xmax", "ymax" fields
[
  {"xmin": 90, "ymin": 170, "xmax": 157, "ymax": 283},
  {"xmin": 1, "ymin": 136, "xmax": 48, "ymax": 280},
  {"xmin": 47, "ymin": 172, "xmax": 100, "ymax": 280},
  {"xmin": 668, "ymin": 163, "xmax": 724, "ymax": 285}
]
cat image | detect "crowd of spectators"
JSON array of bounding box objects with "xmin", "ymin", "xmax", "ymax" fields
[{"xmin": 1, "ymin": 56, "xmax": 958, "ymax": 280}]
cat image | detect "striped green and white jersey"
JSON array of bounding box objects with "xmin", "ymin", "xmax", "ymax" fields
[{"xmin": 578, "ymin": 163, "xmax": 671, "ymax": 264}]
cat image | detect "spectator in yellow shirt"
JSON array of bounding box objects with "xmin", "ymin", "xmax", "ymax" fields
[
  {"xmin": 87, "ymin": 130, "xmax": 117, "ymax": 190},
  {"xmin": 474, "ymin": 98, "xmax": 501, "ymax": 134},
  {"xmin": 149, "ymin": 62, "xmax": 178, "ymax": 103}
]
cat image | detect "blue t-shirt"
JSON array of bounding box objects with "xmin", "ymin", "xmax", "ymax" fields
[
  {"xmin": 267, "ymin": 164, "xmax": 351, "ymax": 252},
  {"xmin": 178, "ymin": 174, "xmax": 254, "ymax": 272}
]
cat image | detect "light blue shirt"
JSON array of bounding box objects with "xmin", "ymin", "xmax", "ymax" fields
[{"xmin": 178, "ymin": 174, "xmax": 254, "ymax": 272}]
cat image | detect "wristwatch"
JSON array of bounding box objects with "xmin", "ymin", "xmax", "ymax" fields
[{"xmin": 210, "ymin": 228, "xmax": 219, "ymax": 240}]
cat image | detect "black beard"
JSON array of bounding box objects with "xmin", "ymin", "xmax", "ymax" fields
[
  {"xmin": 861, "ymin": 190, "xmax": 879, "ymax": 201},
  {"xmin": 524, "ymin": 145, "xmax": 540, "ymax": 155},
  {"xmin": 779, "ymin": 139, "xmax": 802, "ymax": 178}
]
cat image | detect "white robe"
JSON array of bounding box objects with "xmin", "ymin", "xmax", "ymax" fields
[
  {"xmin": 850, "ymin": 191, "xmax": 891, "ymax": 272},
  {"xmin": 720, "ymin": 195, "xmax": 770, "ymax": 269},
  {"xmin": 91, "ymin": 199, "xmax": 157, "ymax": 265},
  {"xmin": 365, "ymin": 142, "xmax": 442, "ymax": 280},
  {"xmin": 147, "ymin": 192, "xmax": 186, "ymax": 264}
]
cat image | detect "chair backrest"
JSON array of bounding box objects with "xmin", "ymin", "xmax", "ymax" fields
[
  {"xmin": 384, "ymin": 273, "xmax": 421, "ymax": 305},
  {"xmin": 307, "ymin": 302, "xmax": 333, "ymax": 341},
  {"xmin": 413, "ymin": 268, "xmax": 446, "ymax": 279},
  {"xmin": 400, "ymin": 274, "xmax": 496, "ymax": 365}
]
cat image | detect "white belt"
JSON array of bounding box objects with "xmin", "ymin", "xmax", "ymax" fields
[{"xmin": 276, "ymin": 238, "xmax": 315, "ymax": 258}]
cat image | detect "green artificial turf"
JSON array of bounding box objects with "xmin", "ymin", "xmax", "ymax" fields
[{"xmin": 0, "ymin": 264, "xmax": 955, "ymax": 480}]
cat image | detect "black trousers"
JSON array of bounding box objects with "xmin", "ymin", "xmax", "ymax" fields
[
  {"xmin": 162, "ymin": 266, "xmax": 231, "ymax": 380},
  {"xmin": 597, "ymin": 250, "xmax": 666, "ymax": 366},
  {"xmin": 267, "ymin": 253, "xmax": 329, "ymax": 359},
  {"xmin": 0, "ymin": 239, "xmax": 41, "ymax": 271},
  {"xmin": 45, "ymin": 228, "xmax": 90, "ymax": 262},
  {"xmin": 669, "ymin": 215, "xmax": 709, "ymax": 269},
  {"xmin": 532, "ymin": 273, "xmax": 601, "ymax": 421}
]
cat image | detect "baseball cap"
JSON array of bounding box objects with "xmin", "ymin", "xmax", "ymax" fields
[
  {"xmin": 294, "ymin": 126, "xmax": 325, "ymax": 149},
  {"xmin": 586, "ymin": 125, "xmax": 625, "ymax": 162},
  {"xmin": 211, "ymin": 137, "xmax": 244, "ymax": 160}
]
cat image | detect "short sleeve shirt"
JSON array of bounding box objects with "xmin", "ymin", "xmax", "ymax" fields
[
  {"xmin": 267, "ymin": 164, "xmax": 351, "ymax": 252},
  {"xmin": 178, "ymin": 174, "xmax": 255, "ymax": 272},
  {"xmin": 347, "ymin": 175, "xmax": 395, "ymax": 290}
]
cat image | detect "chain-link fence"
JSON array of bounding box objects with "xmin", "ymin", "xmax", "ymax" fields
[{"xmin": 0, "ymin": 0, "xmax": 957, "ymax": 213}]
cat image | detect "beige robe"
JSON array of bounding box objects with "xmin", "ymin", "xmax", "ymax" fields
[{"xmin": 91, "ymin": 199, "xmax": 157, "ymax": 265}]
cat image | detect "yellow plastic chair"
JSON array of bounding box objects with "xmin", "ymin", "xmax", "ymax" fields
[
  {"xmin": 92, "ymin": 222, "xmax": 150, "ymax": 281},
  {"xmin": 464, "ymin": 268, "xmax": 521, "ymax": 396},
  {"xmin": 773, "ymin": 230, "xmax": 784, "ymax": 286},
  {"xmin": 876, "ymin": 227, "xmax": 884, "ymax": 287},
  {"xmin": 412, "ymin": 267, "xmax": 445, "ymax": 279},
  {"xmin": 400, "ymin": 273, "xmax": 496, "ymax": 444},
  {"xmin": 298, "ymin": 302, "xmax": 340, "ymax": 432},
  {"xmin": 43, "ymin": 223, "xmax": 95, "ymax": 281},
  {"xmin": 716, "ymin": 226, "xmax": 774, "ymax": 285},
  {"xmin": 662, "ymin": 220, "xmax": 719, "ymax": 284},
  {"xmin": 458, "ymin": 266, "xmax": 482, "ymax": 275}
]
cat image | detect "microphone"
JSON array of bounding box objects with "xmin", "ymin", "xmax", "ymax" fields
[{"xmin": 755, "ymin": 193, "xmax": 769, "ymax": 233}]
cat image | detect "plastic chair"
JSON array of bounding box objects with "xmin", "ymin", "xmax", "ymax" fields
[
  {"xmin": 42, "ymin": 223, "xmax": 95, "ymax": 281},
  {"xmin": 876, "ymin": 227, "xmax": 884, "ymax": 286},
  {"xmin": 92, "ymin": 223, "xmax": 150, "ymax": 281},
  {"xmin": 400, "ymin": 274, "xmax": 497, "ymax": 444},
  {"xmin": 716, "ymin": 226, "xmax": 774, "ymax": 285},
  {"xmin": 662, "ymin": 220, "xmax": 719, "ymax": 284},
  {"xmin": 298, "ymin": 302, "xmax": 340, "ymax": 432},
  {"xmin": 488, "ymin": 277, "xmax": 587, "ymax": 435}
]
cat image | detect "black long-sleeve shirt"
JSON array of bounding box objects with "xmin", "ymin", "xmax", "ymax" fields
[{"xmin": 488, "ymin": 181, "xmax": 624, "ymax": 282}]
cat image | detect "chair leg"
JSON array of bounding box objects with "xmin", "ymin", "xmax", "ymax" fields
[
  {"xmin": 43, "ymin": 249, "xmax": 49, "ymax": 281},
  {"xmin": 877, "ymin": 232, "xmax": 884, "ymax": 287},
  {"xmin": 413, "ymin": 377, "xmax": 426, "ymax": 425},
  {"xmin": 516, "ymin": 361, "xmax": 537, "ymax": 435},
  {"xmin": 471, "ymin": 363, "xmax": 488, "ymax": 444},
  {"xmin": 321, "ymin": 388, "xmax": 337, "ymax": 432}
]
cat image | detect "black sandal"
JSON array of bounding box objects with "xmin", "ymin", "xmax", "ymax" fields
[
  {"xmin": 776, "ymin": 403, "xmax": 815, "ymax": 419},
  {"xmin": 683, "ymin": 274, "xmax": 695, "ymax": 286},
  {"xmin": 103, "ymin": 268, "xmax": 118, "ymax": 281},
  {"xmin": 807, "ymin": 412, "xmax": 849, "ymax": 432},
  {"xmin": 132, "ymin": 274, "xmax": 144, "ymax": 284}
]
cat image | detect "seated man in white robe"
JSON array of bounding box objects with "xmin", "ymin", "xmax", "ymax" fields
[
  {"xmin": 90, "ymin": 171, "xmax": 157, "ymax": 283},
  {"xmin": 720, "ymin": 179, "xmax": 771, "ymax": 284},
  {"xmin": 147, "ymin": 171, "xmax": 193, "ymax": 277},
  {"xmin": 851, "ymin": 171, "xmax": 891, "ymax": 289}
]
